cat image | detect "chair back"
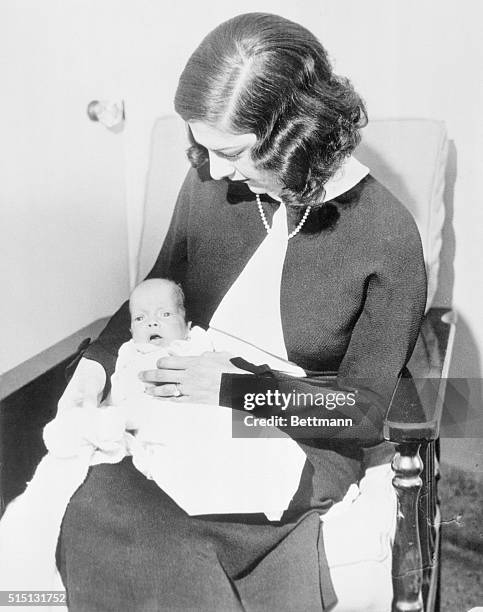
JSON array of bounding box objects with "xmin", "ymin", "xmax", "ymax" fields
[
  {"xmin": 356, "ymin": 119, "xmax": 447, "ymax": 308},
  {"xmin": 137, "ymin": 116, "xmax": 190, "ymax": 282}
]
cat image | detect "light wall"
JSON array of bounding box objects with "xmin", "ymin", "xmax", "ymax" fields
[{"xmin": 0, "ymin": 1, "xmax": 131, "ymax": 373}]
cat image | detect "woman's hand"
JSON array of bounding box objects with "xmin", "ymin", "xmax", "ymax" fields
[
  {"xmin": 138, "ymin": 351, "xmax": 244, "ymax": 404},
  {"xmin": 58, "ymin": 357, "xmax": 106, "ymax": 412}
]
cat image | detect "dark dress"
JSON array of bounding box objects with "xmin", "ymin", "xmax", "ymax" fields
[{"xmin": 57, "ymin": 169, "xmax": 426, "ymax": 611}]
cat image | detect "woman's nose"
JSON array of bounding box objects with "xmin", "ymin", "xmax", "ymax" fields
[{"xmin": 208, "ymin": 151, "xmax": 236, "ymax": 181}]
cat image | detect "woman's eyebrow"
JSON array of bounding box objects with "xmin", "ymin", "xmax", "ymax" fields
[{"xmin": 187, "ymin": 125, "xmax": 247, "ymax": 153}]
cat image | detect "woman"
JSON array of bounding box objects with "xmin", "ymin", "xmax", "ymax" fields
[{"xmin": 58, "ymin": 13, "xmax": 426, "ymax": 611}]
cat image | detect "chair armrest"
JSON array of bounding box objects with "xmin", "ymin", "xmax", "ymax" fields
[
  {"xmin": 0, "ymin": 318, "xmax": 110, "ymax": 402},
  {"xmin": 384, "ymin": 308, "xmax": 457, "ymax": 443}
]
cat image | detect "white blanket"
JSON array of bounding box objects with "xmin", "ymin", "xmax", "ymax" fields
[
  {"xmin": 125, "ymin": 399, "xmax": 306, "ymax": 517},
  {"xmin": 110, "ymin": 329, "xmax": 307, "ymax": 518}
]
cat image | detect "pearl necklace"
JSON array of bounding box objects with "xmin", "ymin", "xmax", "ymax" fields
[{"xmin": 256, "ymin": 194, "xmax": 311, "ymax": 239}]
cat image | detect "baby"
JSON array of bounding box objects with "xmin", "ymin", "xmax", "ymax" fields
[{"xmin": 110, "ymin": 278, "xmax": 212, "ymax": 406}]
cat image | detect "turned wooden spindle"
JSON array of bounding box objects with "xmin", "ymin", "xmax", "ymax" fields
[{"xmin": 391, "ymin": 443, "xmax": 424, "ymax": 612}]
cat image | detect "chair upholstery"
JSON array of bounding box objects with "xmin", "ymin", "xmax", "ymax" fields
[
  {"xmin": 355, "ymin": 119, "xmax": 448, "ymax": 309},
  {"xmin": 137, "ymin": 116, "xmax": 448, "ymax": 310},
  {"xmin": 137, "ymin": 115, "xmax": 190, "ymax": 282}
]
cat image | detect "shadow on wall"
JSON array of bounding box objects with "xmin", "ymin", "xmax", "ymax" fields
[
  {"xmin": 433, "ymin": 140, "xmax": 456, "ymax": 309},
  {"xmin": 448, "ymin": 312, "xmax": 482, "ymax": 382},
  {"xmin": 438, "ymin": 142, "xmax": 483, "ymax": 381}
]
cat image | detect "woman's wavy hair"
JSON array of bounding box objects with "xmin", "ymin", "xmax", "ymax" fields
[{"xmin": 174, "ymin": 12, "xmax": 367, "ymax": 209}]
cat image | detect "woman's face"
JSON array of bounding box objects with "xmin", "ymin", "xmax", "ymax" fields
[{"xmin": 188, "ymin": 122, "xmax": 282, "ymax": 197}]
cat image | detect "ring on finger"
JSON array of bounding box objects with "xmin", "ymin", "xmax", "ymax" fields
[{"xmin": 173, "ymin": 383, "xmax": 182, "ymax": 397}]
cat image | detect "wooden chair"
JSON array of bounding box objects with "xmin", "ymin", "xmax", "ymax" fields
[{"xmin": 0, "ymin": 118, "xmax": 455, "ymax": 611}]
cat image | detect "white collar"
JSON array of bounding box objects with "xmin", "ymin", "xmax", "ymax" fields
[
  {"xmin": 323, "ymin": 155, "xmax": 369, "ymax": 202},
  {"xmin": 267, "ymin": 155, "xmax": 369, "ymax": 204}
]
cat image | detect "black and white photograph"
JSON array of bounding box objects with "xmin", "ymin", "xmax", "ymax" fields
[{"xmin": 0, "ymin": 2, "xmax": 482, "ymax": 611}]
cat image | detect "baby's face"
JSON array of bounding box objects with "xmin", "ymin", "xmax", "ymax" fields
[{"xmin": 130, "ymin": 283, "xmax": 188, "ymax": 347}]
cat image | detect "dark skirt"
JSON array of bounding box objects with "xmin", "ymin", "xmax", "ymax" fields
[{"xmin": 58, "ymin": 450, "xmax": 360, "ymax": 611}]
